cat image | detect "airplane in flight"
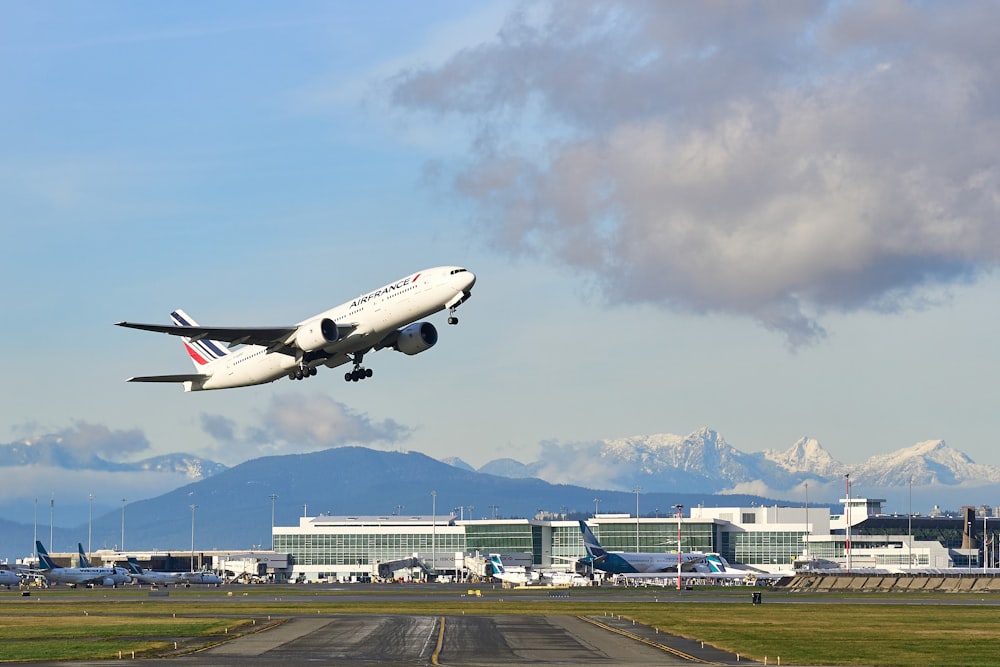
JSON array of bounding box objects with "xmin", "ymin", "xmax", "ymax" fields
[
  {"xmin": 577, "ymin": 521, "xmax": 747, "ymax": 580},
  {"xmin": 116, "ymin": 266, "xmax": 476, "ymax": 391},
  {"xmin": 125, "ymin": 558, "xmax": 222, "ymax": 586},
  {"xmin": 34, "ymin": 541, "xmax": 130, "ymax": 587}
]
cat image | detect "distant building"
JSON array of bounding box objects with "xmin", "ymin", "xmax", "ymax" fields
[{"xmin": 272, "ymin": 498, "xmax": 990, "ymax": 581}]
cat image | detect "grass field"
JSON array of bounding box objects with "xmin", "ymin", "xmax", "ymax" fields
[{"xmin": 0, "ymin": 585, "xmax": 996, "ymax": 665}]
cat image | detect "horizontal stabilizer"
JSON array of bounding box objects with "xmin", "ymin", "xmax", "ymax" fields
[{"xmin": 126, "ymin": 374, "xmax": 209, "ymax": 383}]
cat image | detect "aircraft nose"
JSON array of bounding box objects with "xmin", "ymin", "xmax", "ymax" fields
[{"xmin": 464, "ymin": 271, "xmax": 477, "ymax": 290}]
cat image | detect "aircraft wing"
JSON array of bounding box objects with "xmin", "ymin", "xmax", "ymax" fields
[
  {"xmin": 116, "ymin": 321, "xmax": 298, "ymax": 349},
  {"xmin": 126, "ymin": 374, "xmax": 209, "ymax": 383}
]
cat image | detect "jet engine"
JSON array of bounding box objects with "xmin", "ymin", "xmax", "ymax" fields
[
  {"xmin": 295, "ymin": 318, "xmax": 341, "ymax": 351},
  {"xmin": 394, "ymin": 322, "xmax": 438, "ymax": 355},
  {"xmin": 102, "ymin": 577, "xmax": 116, "ymax": 587}
]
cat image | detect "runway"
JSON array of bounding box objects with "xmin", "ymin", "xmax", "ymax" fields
[
  {"xmin": 192, "ymin": 613, "xmax": 733, "ymax": 666},
  {"xmin": 31, "ymin": 611, "xmax": 739, "ymax": 667}
]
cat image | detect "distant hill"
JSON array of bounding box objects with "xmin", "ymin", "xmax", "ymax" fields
[{"xmin": 10, "ymin": 447, "xmax": 778, "ymax": 560}]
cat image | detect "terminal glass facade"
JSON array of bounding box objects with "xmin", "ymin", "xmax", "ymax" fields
[
  {"xmin": 720, "ymin": 530, "xmax": 806, "ymax": 567},
  {"xmin": 463, "ymin": 522, "xmax": 538, "ymax": 562},
  {"xmin": 274, "ymin": 530, "xmax": 465, "ymax": 567},
  {"xmin": 551, "ymin": 524, "xmax": 585, "ymax": 564},
  {"xmin": 592, "ymin": 521, "xmax": 716, "ymax": 553}
]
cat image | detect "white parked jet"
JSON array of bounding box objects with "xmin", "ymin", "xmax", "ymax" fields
[
  {"xmin": 0, "ymin": 567, "xmax": 20, "ymax": 588},
  {"xmin": 117, "ymin": 266, "xmax": 476, "ymax": 391},
  {"xmin": 488, "ymin": 554, "xmax": 535, "ymax": 585},
  {"xmin": 125, "ymin": 558, "xmax": 222, "ymax": 586},
  {"xmin": 35, "ymin": 541, "xmax": 130, "ymax": 587}
]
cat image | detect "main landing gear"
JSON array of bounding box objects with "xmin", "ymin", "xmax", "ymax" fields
[
  {"xmin": 344, "ymin": 352, "xmax": 372, "ymax": 382},
  {"xmin": 345, "ymin": 367, "xmax": 373, "ymax": 382},
  {"xmin": 288, "ymin": 365, "xmax": 318, "ymax": 381}
]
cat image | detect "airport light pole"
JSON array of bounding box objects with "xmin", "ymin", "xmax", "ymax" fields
[
  {"xmin": 804, "ymin": 481, "xmax": 809, "ymax": 561},
  {"xmin": 633, "ymin": 487, "xmax": 641, "ymax": 551},
  {"xmin": 431, "ymin": 490, "xmax": 437, "ymax": 578},
  {"xmin": 908, "ymin": 476, "xmax": 913, "ymax": 570},
  {"xmin": 88, "ymin": 493, "xmax": 94, "ymax": 559},
  {"xmin": 674, "ymin": 504, "xmax": 683, "ymax": 590},
  {"xmin": 189, "ymin": 504, "xmax": 198, "ymax": 572},
  {"xmin": 845, "ymin": 474, "xmax": 851, "ymax": 573},
  {"xmin": 121, "ymin": 498, "xmax": 127, "ymax": 553},
  {"xmin": 593, "ymin": 497, "xmax": 600, "ymax": 517},
  {"xmin": 270, "ymin": 494, "xmax": 278, "ymax": 550}
]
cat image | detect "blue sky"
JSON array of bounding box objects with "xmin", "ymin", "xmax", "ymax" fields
[{"xmin": 2, "ymin": 1, "xmax": 999, "ymax": 507}]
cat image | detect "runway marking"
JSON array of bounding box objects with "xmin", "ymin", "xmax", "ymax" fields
[
  {"xmin": 431, "ymin": 616, "xmax": 445, "ymax": 665},
  {"xmin": 577, "ymin": 615, "xmax": 724, "ymax": 665}
]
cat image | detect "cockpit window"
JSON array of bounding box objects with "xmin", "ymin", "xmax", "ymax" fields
[{"xmin": 450, "ymin": 268, "xmax": 467, "ymax": 275}]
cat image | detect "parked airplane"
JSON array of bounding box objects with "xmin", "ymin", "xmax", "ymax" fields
[
  {"xmin": 125, "ymin": 558, "xmax": 223, "ymax": 586},
  {"xmin": 116, "ymin": 266, "xmax": 476, "ymax": 391},
  {"xmin": 179, "ymin": 570, "xmax": 223, "ymax": 586},
  {"xmin": 577, "ymin": 521, "xmax": 745, "ymax": 579},
  {"xmin": 34, "ymin": 541, "xmax": 130, "ymax": 587},
  {"xmin": 124, "ymin": 558, "xmax": 184, "ymax": 586},
  {"xmin": 0, "ymin": 567, "xmax": 20, "ymax": 588},
  {"xmin": 488, "ymin": 554, "xmax": 534, "ymax": 585}
]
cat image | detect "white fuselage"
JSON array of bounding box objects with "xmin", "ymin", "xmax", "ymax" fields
[
  {"xmin": 42, "ymin": 566, "xmax": 130, "ymax": 586},
  {"xmin": 194, "ymin": 266, "xmax": 474, "ymax": 390},
  {"xmin": 130, "ymin": 570, "xmax": 185, "ymax": 586},
  {"xmin": 0, "ymin": 569, "xmax": 20, "ymax": 587}
]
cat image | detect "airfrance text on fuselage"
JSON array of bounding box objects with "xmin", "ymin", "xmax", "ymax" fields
[{"xmin": 350, "ymin": 274, "xmax": 420, "ymax": 308}]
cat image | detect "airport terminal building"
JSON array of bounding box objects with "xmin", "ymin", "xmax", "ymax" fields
[{"xmin": 270, "ymin": 499, "xmax": 987, "ymax": 582}]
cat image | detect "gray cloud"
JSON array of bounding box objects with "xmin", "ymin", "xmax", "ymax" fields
[
  {"xmin": 200, "ymin": 393, "xmax": 411, "ymax": 459},
  {"xmin": 389, "ymin": 1, "xmax": 1000, "ymax": 345},
  {"xmin": 54, "ymin": 421, "xmax": 151, "ymax": 458}
]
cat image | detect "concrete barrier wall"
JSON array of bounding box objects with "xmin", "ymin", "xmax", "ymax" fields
[{"xmin": 781, "ymin": 573, "xmax": 1000, "ymax": 592}]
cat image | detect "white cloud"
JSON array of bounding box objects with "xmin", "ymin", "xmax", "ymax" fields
[
  {"xmin": 199, "ymin": 393, "xmax": 411, "ymax": 460},
  {"xmin": 387, "ymin": 0, "xmax": 1000, "ymax": 346}
]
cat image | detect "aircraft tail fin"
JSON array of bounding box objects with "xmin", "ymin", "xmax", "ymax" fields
[
  {"xmin": 77, "ymin": 543, "xmax": 91, "ymax": 568},
  {"xmin": 706, "ymin": 555, "xmax": 726, "ymax": 573},
  {"xmin": 488, "ymin": 554, "xmax": 506, "ymax": 576},
  {"xmin": 578, "ymin": 521, "xmax": 608, "ymax": 559},
  {"xmin": 36, "ymin": 541, "xmax": 59, "ymax": 570},
  {"xmin": 170, "ymin": 309, "xmax": 231, "ymax": 371},
  {"xmin": 125, "ymin": 557, "xmax": 144, "ymax": 575}
]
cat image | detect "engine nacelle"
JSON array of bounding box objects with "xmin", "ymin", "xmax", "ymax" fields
[
  {"xmin": 394, "ymin": 322, "xmax": 438, "ymax": 355},
  {"xmin": 102, "ymin": 577, "xmax": 115, "ymax": 587},
  {"xmin": 296, "ymin": 318, "xmax": 341, "ymax": 351}
]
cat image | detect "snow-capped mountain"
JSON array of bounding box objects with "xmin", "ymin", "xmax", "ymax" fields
[
  {"xmin": 462, "ymin": 428, "xmax": 1000, "ymax": 494},
  {"xmin": 761, "ymin": 436, "xmax": 844, "ymax": 478},
  {"xmin": 853, "ymin": 439, "xmax": 1000, "ymax": 487},
  {"xmin": 0, "ymin": 435, "xmax": 226, "ymax": 479}
]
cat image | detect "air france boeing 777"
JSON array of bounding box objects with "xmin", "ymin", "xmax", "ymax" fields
[{"xmin": 116, "ymin": 266, "xmax": 475, "ymax": 391}]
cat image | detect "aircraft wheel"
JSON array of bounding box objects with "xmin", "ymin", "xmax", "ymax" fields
[
  {"xmin": 344, "ymin": 372, "xmax": 352, "ymax": 382},
  {"xmin": 365, "ymin": 368, "xmax": 373, "ymax": 378},
  {"xmin": 448, "ymin": 316, "xmax": 458, "ymax": 325}
]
